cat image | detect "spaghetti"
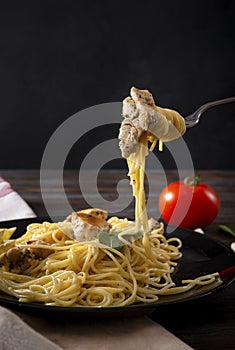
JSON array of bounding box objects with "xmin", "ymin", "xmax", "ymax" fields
[
  {"xmin": 0, "ymin": 87, "xmax": 219, "ymax": 307},
  {"xmin": 0, "ymin": 221, "xmax": 218, "ymax": 307}
]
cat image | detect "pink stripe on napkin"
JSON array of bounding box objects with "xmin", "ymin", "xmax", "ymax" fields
[
  {"xmin": 0, "ymin": 178, "xmax": 13, "ymax": 198},
  {"xmin": 0, "ymin": 177, "xmax": 36, "ymax": 221}
]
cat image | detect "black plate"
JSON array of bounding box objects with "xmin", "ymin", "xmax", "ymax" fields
[{"xmin": 0, "ymin": 217, "xmax": 235, "ymax": 318}]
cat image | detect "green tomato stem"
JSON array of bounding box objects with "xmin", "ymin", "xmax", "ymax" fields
[{"xmin": 184, "ymin": 175, "xmax": 200, "ymax": 186}]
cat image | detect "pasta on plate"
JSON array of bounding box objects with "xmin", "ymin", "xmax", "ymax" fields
[
  {"xmin": 0, "ymin": 87, "xmax": 219, "ymax": 307},
  {"xmin": 0, "ymin": 219, "xmax": 218, "ymax": 307}
]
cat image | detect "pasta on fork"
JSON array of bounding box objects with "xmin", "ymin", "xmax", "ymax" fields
[{"xmin": 0, "ymin": 87, "xmax": 219, "ymax": 307}]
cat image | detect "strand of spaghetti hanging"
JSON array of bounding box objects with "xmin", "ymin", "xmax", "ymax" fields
[
  {"xmin": 127, "ymin": 132, "xmax": 149, "ymax": 232},
  {"xmin": 118, "ymin": 87, "xmax": 186, "ymax": 232}
]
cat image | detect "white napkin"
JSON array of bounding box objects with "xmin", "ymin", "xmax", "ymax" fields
[
  {"xmin": 0, "ymin": 176, "xmax": 194, "ymax": 350},
  {"xmin": 0, "ymin": 306, "xmax": 62, "ymax": 350},
  {"xmin": 0, "ymin": 176, "xmax": 36, "ymax": 221},
  {"xmin": 15, "ymin": 314, "xmax": 192, "ymax": 350}
]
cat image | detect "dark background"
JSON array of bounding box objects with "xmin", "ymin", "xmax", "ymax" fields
[{"xmin": 0, "ymin": 1, "xmax": 234, "ymax": 170}]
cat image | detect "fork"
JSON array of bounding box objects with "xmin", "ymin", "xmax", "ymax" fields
[{"xmin": 185, "ymin": 96, "xmax": 235, "ymax": 128}]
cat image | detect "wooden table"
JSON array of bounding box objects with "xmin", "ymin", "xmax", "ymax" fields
[{"xmin": 1, "ymin": 169, "xmax": 235, "ymax": 350}]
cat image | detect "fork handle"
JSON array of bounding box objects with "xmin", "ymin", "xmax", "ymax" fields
[
  {"xmin": 199, "ymin": 96, "xmax": 235, "ymax": 115},
  {"xmin": 185, "ymin": 96, "xmax": 235, "ymax": 128}
]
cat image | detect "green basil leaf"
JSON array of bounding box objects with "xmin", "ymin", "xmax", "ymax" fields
[
  {"xmin": 218, "ymin": 225, "xmax": 235, "ymax": 238},
  {"xmin": 98, "ymin": 231, "xmax": 143, "ymax": 251},
  {"xmin": 98, "ymin": 231, "xmax": 124, "ymax": 251},
  {"xmin": 98, "ymin": 231, "xmax": 111, "ymax": 246},
  {"xmin": 110, "ymin": 235, "xmax": 124, "ymax": 251}
]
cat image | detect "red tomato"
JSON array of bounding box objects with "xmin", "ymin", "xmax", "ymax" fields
[{"xmin": 158, "ymin": 176, "xmax": 220, "ymax": 229}]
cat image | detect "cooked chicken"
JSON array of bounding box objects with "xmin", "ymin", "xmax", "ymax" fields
[
  {"xmin": 77, "ymin": 208, "xmax": 108, "ymax": 220},
  {"xmin": 148, "ymin": 218, "xmax": 163, "ymax": 232},
  {"xmin": 66, "ymin": 212, "xmax": 110, "ymax": 242},
  {"xmin": 119, "ymin": 87, "xmax": 186, "ymax": 158},
  {"xmin": 66, "ymin": 208, "xmax": 108, "ymax": 222},
  {"xmin": 0, "ymin": 240, "xmax": 52, "ymax": 274}
]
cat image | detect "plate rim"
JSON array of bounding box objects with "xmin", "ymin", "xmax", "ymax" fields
[{"xmin": 0, "ymin": 217, "xmax": 234, "ymax": 315}]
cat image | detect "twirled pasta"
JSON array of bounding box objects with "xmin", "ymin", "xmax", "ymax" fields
[
  {"xmin": 0, "ymin": 87, "xmax": 219, "ymax": 307},
  {"xmin": 119, "ymin": 86, "xmax": 186, "ymax": 157}
]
